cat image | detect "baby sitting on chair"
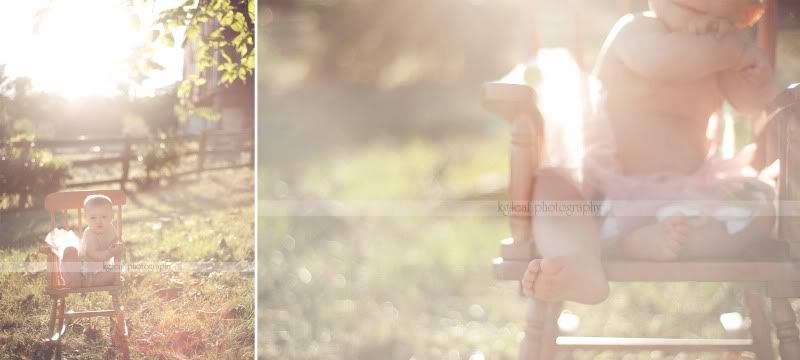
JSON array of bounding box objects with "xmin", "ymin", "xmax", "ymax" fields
[
  {"xmin": 521, "ymin": 0, "xmax": 776, "ymax": 304},
  {"xmin": 79, "ymin": 195, "xmax": 124, "ymax": 287}
]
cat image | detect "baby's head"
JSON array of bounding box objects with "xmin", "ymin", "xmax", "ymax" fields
[
  {"xmin": 84, "ymin": 195, "xmax": 114, "ymax": 231},
  {"xmin": 651, "ymin": 0, "xmax": 764, "ymax": 30},
  {"xmin": 678, "ymin": 0, "xmax": 764, "ymax": 27}
]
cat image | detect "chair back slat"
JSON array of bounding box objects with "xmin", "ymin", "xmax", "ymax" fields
[
  {"xmin": 117, "ymin": 206, "xmax": 123, "ymax": 241},
  {"xmin": 45, "ymin": 190, "xmax": 126, "ymax": 211}
]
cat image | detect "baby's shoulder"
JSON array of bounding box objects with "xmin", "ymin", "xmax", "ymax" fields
[
  {"xmin": 612, "ymin": 12, "xmax": 666, "ymax": 36},
  {"xmin": 606, "ymin": 12, "xmax": 668, "ymax": 53}
]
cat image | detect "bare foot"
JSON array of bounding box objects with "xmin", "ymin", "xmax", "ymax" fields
[
  {"xmin": 620, "ymin": 215, "xmax": 689, "ymax": 261},
  {"xmin": 522, "ymin": 255, "xmax": 609, "ymax": 304}
]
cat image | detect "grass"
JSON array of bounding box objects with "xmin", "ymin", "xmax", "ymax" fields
[
  {"xmin": 0, "ymin": 168, "xmax": 254, "ymax": 359},
  {"xmin": 260, "ymin": 129, "xmax": 791, "ymax": 360}
]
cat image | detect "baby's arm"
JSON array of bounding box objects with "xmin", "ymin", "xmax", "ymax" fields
[
  {"xmin": 650, "ymin": 0, "xmax": 735, "ymax": 37},
  {"xmin": 719, "ymin": 48, "xmax": 775, "ymax": 114},
  {"xmin": 83, "ymin": 229, "xmax": 117, "ymax": 262},
  {"xmin": 612, "ymin": 14, "xmax": 747, "ymax": 82}
]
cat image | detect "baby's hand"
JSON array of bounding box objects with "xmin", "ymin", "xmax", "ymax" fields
[
  {"xmin": 111, "ymin": 243, "xmax": 126, "ymax": 257},
  {"xmin": 736, "ymin": 46, "xmax": 772, "ymax": 87},
  {"xmin": 687, "ymin": 14, "xmax": 735, "ymax": 38}
]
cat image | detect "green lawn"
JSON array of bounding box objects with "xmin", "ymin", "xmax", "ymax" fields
[
  {"xmin": 261, "ymin": 132, "xmax": 783, "ymax": 360},
  {"xmin": 0, "ymin": 168, "xmax": 254, "ymax": 359}
]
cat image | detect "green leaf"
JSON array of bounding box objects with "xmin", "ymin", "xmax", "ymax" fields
[
  {"xmin": 161, "ymin": 32, "xmax": 175, "ymax": 47},
  {"xmin": 244, "ymin": 52, "xmax": 255, "ymax": 70},
  {"xmin": 219, "ymin": 49, "xmax": 233, "ymax": 64},
  {"xmin": 144, "ymin": 59, "xmax": 165, "ymax": 72},
  {"xmin": 186, "ymin": 24, "xmax": 200, "ymax": 40},
  {"xmin": 177, "ymin": 80, "xmax": 193, "ymax": 98},
  {"xmin": 220, "ymin": 10, "xmax": 234, "ymax": 26},
  {"xmin": 231, "ymin": 12, "xmax": 246, "ymax": 32}
]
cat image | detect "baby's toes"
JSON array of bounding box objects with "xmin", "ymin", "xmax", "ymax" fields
[
  {"xmin": 522, "ymin": 280, "xmax": 535, "ymax": 297},
  {"xmin": 522, "ymin": 260, "xmax": 541, "ymax": 282},
  {"xmin": 672, "ymin": 224, "xmax": 690, "ymax": 243},
  {"xmin": 525, "ymin": 259, "xmax": 541, "ymax": 275},
  {"xmin": 668, "ymin": 214, "xmax": 688, "ymax": 226}
]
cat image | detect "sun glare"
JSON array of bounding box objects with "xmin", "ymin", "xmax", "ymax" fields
[
  {"xmin": 33, "ymin": 1, "xmax": 136, "ymax": 99},
  {"xmin": 0, "ymin": 0, "xmax": 182, "ymax": 99}
]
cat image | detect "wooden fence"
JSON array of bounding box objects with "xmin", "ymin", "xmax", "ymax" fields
[{"xmin": 27, "ymin": 129, "xmax": 253, "ymax": 190}]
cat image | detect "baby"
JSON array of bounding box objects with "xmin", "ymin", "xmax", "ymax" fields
[
  {"xmin": 80, "ymin": 195, "xmax": 125, "ymax": 287},
  {"xmin": 522, "ymin": 0, "xmax": 775, "ymax": 304}
]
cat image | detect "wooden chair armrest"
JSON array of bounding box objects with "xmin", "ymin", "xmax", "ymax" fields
[
  {"xmin": 481, "ymin": 82, "xmax": 537, "ymax": 120},
  {"xmin": 481, "ymin": 64, "xmax": 546, "ymax": 253},
  {"xmin": 481, "ymin": 63, "xmax": 538, "ymax": 121}
]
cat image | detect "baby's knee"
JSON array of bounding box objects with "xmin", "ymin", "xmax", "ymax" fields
[
  {"xmin": 534, "ymin": 168, "xmax": 585, "ymax": 201},
  {"xmin": 60, "ymin": 246, "xmax": 82, "ymax": 288},
  {"xmin": 62, "ymin": 246, "xmax": 79, "ymax": 259}
]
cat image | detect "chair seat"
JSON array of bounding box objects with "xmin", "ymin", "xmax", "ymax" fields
[
  {"xmin": 46, "ymin": 284, "xmax": 123, "ymax": 296},
  {"xmin": 494, "ymin": 258, "xmax": 800, "ymax": 282}
]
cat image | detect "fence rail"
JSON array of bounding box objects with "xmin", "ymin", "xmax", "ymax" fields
[{"xmin": 13, "ymin": 129, "xmax": 254, "ymax": 190}]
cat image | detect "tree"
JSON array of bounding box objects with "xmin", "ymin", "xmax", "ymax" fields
[
  {"xmin": 136, "ymin": 0, "xmax": 255, "ymax": 117},
  {"xmin": 0, "ymin": 66, "xmax": 36, "ymax": 142},
  {"xmin": 0, "ymin": 66, "xmax": 11, "ymax": 141}
]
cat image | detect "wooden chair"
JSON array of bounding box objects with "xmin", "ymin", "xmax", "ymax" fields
[
  {"xmin": 483, "ymin": 62, "xmax": 800, "ymax": 358},
  {"xmin": 39, "ymin": 190, "xmax": 130, "ymax": 359},
  {"xmin": 483, "ymin": 0, "xmax": 800, "ymax": 358}
]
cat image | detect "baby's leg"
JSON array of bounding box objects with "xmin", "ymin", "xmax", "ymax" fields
[
  {"xmin": 521, "ymin": 169, "xmax": 609, "ymax": 305},
  {"xmin": 619, "ymin": 215, "xmax": 691, "ymax": 261},
  {"xmin": 61, "ymin": 246, "xmax": 82, "ymax": 288},
  {"xmin": 86, "ymin": 270, "xmax": 118, "ymax": 287},
  {"xmin": 682, "ymin": 202, "xmax": 775, "ymax": 259}
]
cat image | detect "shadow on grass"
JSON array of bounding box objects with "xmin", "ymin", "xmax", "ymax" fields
[
  {"xmin": 0, "ymin": 209, "xmax": 51, "ymax": 249},
  {"xmin": 128, "ymin": 173, "xmax": 252, "ymax": 217},
  {"xmin": 2, "ymin": 169, "xmax": 253, "ymax": 251}
]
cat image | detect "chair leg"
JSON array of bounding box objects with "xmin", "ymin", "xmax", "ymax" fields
[
  {"xmin": 520, "ymin": 299, "xmax": 561, "ymax": 360},
  {"xmin": 541, "ymin": 301, "xmax": 562, "ymax": 360},
  {"xmin": 771, "ymin": 297, "xmax": 800, "ymax": 359},
  {"xmin": 54, "ymin": 296, "xmax": 66, "ymax": 359},
  {"xmin": 744, "ymin": 291, "xmax": 775, "ymax": 360},
  {"xmin": 111, "ymin": 293, "xmax": 130, "ymax": 360},
  {"xmin": 47, "ymin": 297, "xmax": 58, "ymax": 339}
]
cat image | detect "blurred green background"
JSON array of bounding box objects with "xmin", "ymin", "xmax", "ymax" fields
[{"xmin": 259, "ymin": 0, "xmax": 800, "ymax": 359}]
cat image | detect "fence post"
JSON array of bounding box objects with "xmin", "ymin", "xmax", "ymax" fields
[
  {"xmin": 120, "ymin": 134, "xmax": 132, "ymax": 190},
  {"xmin": 198, "ymin": 129, "xmax": 208, "ymax": 174}
]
